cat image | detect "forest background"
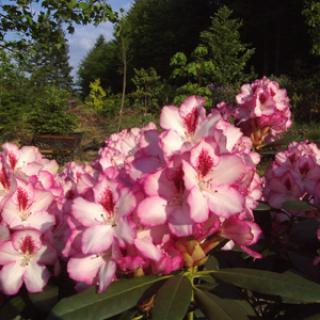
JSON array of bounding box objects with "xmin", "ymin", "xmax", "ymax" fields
[{"xmin": 1, "ymin": 0, "xmax": 320, "ymax": 157}]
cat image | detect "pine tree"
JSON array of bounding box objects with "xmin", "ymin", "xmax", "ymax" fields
[
  {"xmin": 29, "ymin": 29, "xmax": 73, "ymax": 90},
  {"xmin": 78, "ymin": 35, "xmax": 120, "ymax": 96},
  {"xmin": 200, "ymin": 5, "xmax": 255, "ymax": 85},
  {"xmin": 170, "ymin": 5, "xmax": 255, "ymax": 104}
]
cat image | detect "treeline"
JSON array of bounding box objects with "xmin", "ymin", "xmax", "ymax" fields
[
  {"xmin": 0, "ymin": 0, "xmax": 319, "ymax": 143},
  {"xmin": 78, "ymin": 0, "xmax": 320, "ymax": 122}
]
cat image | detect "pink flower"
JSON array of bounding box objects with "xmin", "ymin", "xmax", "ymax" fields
[
  {"xmin": 71, "ymin": 176, "xmax": 136, "ymax": 255},
  {"xmin": 2, "ymin": 143, "xmax": 58, "ymax": 176},
  {"xmin": 137, "ymin": 166, "xmax": 194, "ymax": 236},
  {"xmin": 160, "ymin": 96, "xmax": 221, "ymax": 158},
  {"xmin": 96, "ymin": 123, "xmax": 162, "ymax": 179},
  {"xmin": 67, "ymin": 245, "xmax": 118, "ymax": 293},
  {"xmin": 220, "ymin": 215, "xmax": 262, "ymax": 259},
  {"xmin": 2, "ymin": 179, "xmax": 55, "ymax": 231},
  {"xmin": 0, "ymin": 229, "xmax": 56, "ymax": 295},
  {"xmin": 182, "ymin": 141, "xmax": 247, "ymax": 220},
  {"xmin": 264, "ymin": 141, "xmax": 320, "ymax": 210},
  {"xmin": 234, "ymin": 77, "xmax": 292, "ymax": 146}
]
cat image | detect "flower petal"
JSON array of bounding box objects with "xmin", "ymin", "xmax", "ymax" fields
[
  {"xmin": 24, "ymin": 262, "xmax": 50, "ymax": 293},
  {"xmin": 72, "ymin": 197, "xmax": 105, "ymax": 226},
  {"xmin": 82, "ymin": 225, "xmax": 114, "ymax": 255},
  {"xmin": 160, "ymin": 106, "xmax": 185, "ymax": 134},
  {"xmin": 98, "ymin": 260, "xmax": 116, "ymax": 293},
  {"xmin": 134, "ymin": 238, "xmax": 162, "ymax": 261},
  {"xmin": 137, "ymin": 196, "xmax": 168, "ymax": 226},
  {"xmin": 210, "ymin": 155, "xmax": 245, "ymax": 185},
  {"xmin": 0, "ymin": 262, "xmax": 24, "ymax": 295},
  {"xmin": 187, "ymin": 187, "xmax": 209, "ymax": 223},
  {"xmin": 67, "ymin": 255, "xmax": 104, "ymax": 285},
  {"xmin": 29, "ymin": 190, "xmax": 53, "ymax": 213},
  {"xmin": 0, "ymin": 242, "xmax": 19, "ymax": 264},
  {"xmin": 206, "ymin": 187, "xmax": 243, "ymax": 218},
  {"xmin": 168, "ymin": 206, "xmax": 193, "ymax": 237}
]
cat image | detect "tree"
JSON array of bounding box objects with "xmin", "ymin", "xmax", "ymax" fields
[
  {"xmin": 170, "ymin": 5, "xmax": 254, "ymax": 104},
  {"xmin": 123, "ymin": 0, "xmax": 220, "ymax": 79},
  {"xmin": 303, "ymin": 0, "xmax": 320, "ymax": 56},
  {"xmin": 0, "ymin": 0, "xmax": 116, "ymax": 51},
  {"xmin": 115, "ymin": 13, "xmax": 131, "ymax": 129},
  {"xmin": 78, "ymin": 35, "xmax": 120, "ymax": 96},
  {"xmin": 29, "ymin": 29, "xmax": 73, "ymax": 90},
  {"xmin": 131, "ymin": 67, "xmax": 164, "ymax": 114},
  {"xmin": 200, "ymin": 6, "xmax": 254, "ymax": 85}
]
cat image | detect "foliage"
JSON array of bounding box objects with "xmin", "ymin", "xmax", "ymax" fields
[
  {"xmin": 85, "ymin": 79, "xmax": 106, "ymax": 112},
  {"xmin": 0, "ymin": 49, "xmax": 33, "ymax": 141},
  {"xmin": 124, "ymin": 0, "xmax": 219, "ymax": 78},
  {"xmin": 170, "ymin": 6, "xmax": 254, "ymax": 105},
  {"xmin": 29, "ymin": 29, "xmax": 73, "ymax": 90},
  {"xmin": 0, "ymin": 47, "xmax": 76, "ymax": 139},
  {"xmin": 131, "ymin": 67, "xmax": 164, "ymax": 113},
  {"xmin": 0, "ymin": 0, "xmax": 116, "ymax": 50},
  {"xmin": 78, "ymin": 36, "xmax": 120, "ymax": 96},
  {"xmin": 303, "ymin": 0, "xmax": 320, "ymax": 56},
  {"xmin": 28, "ymin": 86, "xmax": 78, "ymax": 135}
]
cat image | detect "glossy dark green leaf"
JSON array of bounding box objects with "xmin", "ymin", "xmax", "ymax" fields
[
  {"xmin": 195, "ymin": 288, "xmax": 255, "ymax": 320},
  {"xmin": 282, "ymin": 200, "xmax": 315, "ymax": 212},
  {"xmin": 205, "ymin": 255, "xmax": 219, "ymax": 270},
  {"xmin": 0, "ymin": 295, "xmax": 26, "ymax": 320},
  {"xmin": 254, "ymin": 202, "xmax": 271, "ymax": 211},
  {"xmin": 47, "ymin": 276, "xmax": 169, "ymax": 320},
  {"xmin": 152, "ymin": 275, "xmax": 192, "ymax": 320},
  {"xmin": 212, "ymin": 268, "xmax": 320, "ymax": 303}
]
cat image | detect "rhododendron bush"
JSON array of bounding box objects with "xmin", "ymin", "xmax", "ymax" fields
[{"xmin": 1, "ymin": 77, "xmax": 320, "ymax": 320}]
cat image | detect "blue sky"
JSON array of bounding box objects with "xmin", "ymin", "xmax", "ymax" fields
[{"xmin": 67, "ymin": 0, "xmax": 134, "ymax": 78}]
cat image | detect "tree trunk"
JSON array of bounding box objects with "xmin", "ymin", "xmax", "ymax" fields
[{"xmin": 118, "ymin": 38, "xmax": 127, "ymax": 130}]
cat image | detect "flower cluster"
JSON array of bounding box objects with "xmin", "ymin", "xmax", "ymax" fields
[
  {"xmin": 63, "ymin": 96, "xmax": 262, "ymax": 293},
  {"xmin": 0, "ymin": 143, "xmax": 60, "ymax": 295},
  {"xmin": 218, "ymin": 77, "xmax": 292, "ymax": 148},
  {"xmin": 264, "ymin": 141, "xmax": 320, "ymax": 259},
  {"xmin": 0, "ymin": 95, "xmax": 265, "ymax": 296},
  {"xmin": 264, "ymin": 141, "xmax": 320, "ymax": 210}
]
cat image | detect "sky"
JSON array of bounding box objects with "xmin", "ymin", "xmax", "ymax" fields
[{"xmin": 67, "ymin": 0, "xmax": 134, "ymax": 79}]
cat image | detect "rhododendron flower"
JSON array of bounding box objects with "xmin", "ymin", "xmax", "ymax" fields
[
  {"xmin": 2, "ymin": 143, "xmax": 58, "ymax": 176},
  {"xmin": 137, "ymin": 166, "xmax": 194, "ymax": 236},
  {"xmin": 264, "ymin": 141, "xmax": 320, "ymax": 209},
  {"xmin": 0, "ymin": 229, "xmax": 56, "ymax": 295},
  {"xmin": 183, "ymin": 141, "xmax": 247, "ymax": 220},
  {"xmin": 68, "ymin": 245, "xmax": 118, "ymax": 293},
  {"xmin": 2, "ymin": 179, "xmax": 55, "ymax": 231},
  {"xmin": 0, "ymin": 91, "xmax": 267, "ymax": 296},
  {"xmin": 160, "ymin": 96, "xmax": 222, "ymax": 157},
  {"xmin": 234, "ymin": 77, "xmax": 292, "ymax": 147},
  {"xmin": 96, "ymin": 123, "xmax": 162, "ymax": 180},
  {"xmin": 71, "ymin": 176, "xmax": 136, "ymax": 255},
  {"xmin": 220, "ymin": 215, "xmax": 262, "ymax": 259}
]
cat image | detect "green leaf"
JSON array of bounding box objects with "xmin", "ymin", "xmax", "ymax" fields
[
  {"xmin": 194, "ymin": 288, "xmax": 255, "ymax": 320},
  {"xmin": 152, "ymin": 275, "xmax": 192, "ymax": 320},
  {"xmin": 254, "ymin": 202, "xmax": 271, "ymax": 211},
  {"xmin": 282, "ymin": 200, "xmax": 315, "ymax": 212},
  {"xmin": 212, "ymin": 268, "xmax": 320, "ymax": 303},
  {"xmin": 0, "ymin": 295, "xmax": 26, "ymax": 320},
  {"xmin": 48, "ymin": 276, "xmax": 169, "ymax": 320}
]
